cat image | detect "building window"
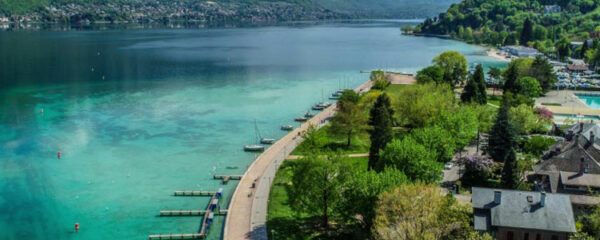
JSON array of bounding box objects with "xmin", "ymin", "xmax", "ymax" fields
[
  {"xmin": 524, "ymin": 233, "xmax": 529, "ymax": 240},
  {"xmin": 507, "ymin": 231, "xmax": 514, "ymax": 240},
  {"xmin": 551, "ymin": 235, "xmax": 559, "ymax": 240},
  {"xmin": 536, "ymin": 234, "xmax": 541, "ymax": 240}
]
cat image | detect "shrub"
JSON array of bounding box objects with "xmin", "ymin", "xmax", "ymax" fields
[{"xmin": 522, "ymin": 136, "xmax": 556, "ymax": 156}]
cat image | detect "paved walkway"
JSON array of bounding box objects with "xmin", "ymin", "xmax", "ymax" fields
[{"xmin": 223, "ymin": 80, "xmax": 374, "ymax": 240}]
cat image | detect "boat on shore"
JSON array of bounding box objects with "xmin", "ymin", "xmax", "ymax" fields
[
  {"xmin": 281, "ymin": 125, "xmax": 294, "ymax": 131},
  {"xmin": 294, "ymin": 117, "xmax": 308, "ymax": 122},
  {"xmin": 244, "ymin": 120, "xmax": 269, "ymax": 151},
  {"xmin": 244, "ymin": 145, "xmax": 265, "ymax": 152},
  {"xmin": 312, "ymin": 105, "xmax": 325, "ymax": 111}
]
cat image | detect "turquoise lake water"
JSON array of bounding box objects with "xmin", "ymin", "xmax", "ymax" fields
[
  {"xmin": 576, "ymin": 94, "xmax": 600, "ymax": 109},
  {"xmin": 0, "ymin": 21, "xmax": 505, "ymax": 239}
]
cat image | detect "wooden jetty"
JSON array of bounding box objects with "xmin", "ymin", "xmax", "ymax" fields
[
  {"xmin": 173, "ymin": 191, "xmax": 216, "ymax": 196},
  {"xmin": 199, "ymin": 194, "xmax": 217, "ymax": 236},
  {"xmin": 214, "ymin": 175, "xmax": 243, "ymax": 184},
  {"xmin": 159, "ymin": 209, "xmax": 228, "ymax": 216},
  {"xmin": 148, "ymin": 233, "xmax": 204, "ymax": 239}
]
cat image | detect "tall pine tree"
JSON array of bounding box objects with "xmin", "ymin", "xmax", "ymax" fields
[
  {"xmin": 503, "ymin": 62, "xmax": 519, "ymax": 93},
  {"xmin": 488, "ymin": 98, "xmax": 518, "ymax": 162},
  {"xmin": 461, "ymin": 65, "xmax": 487, "ymax": 105},
  {"xmin": 520, "ymin": 18, "xmax": 533, "ymax": 45},
  {"xmin": 501, "ymin": 148, "xmax": 520, "ymax": 189},
  {"xmin": 368, "ymin": 93, "xmax": 394, "ymax": 170},
  {"xmin": 474, "ymin": 64, "xmax": 487, "ymax": 104},
  {"xmin": 460, "ymin": 74, "xmax": 479, "ymax": 103}
]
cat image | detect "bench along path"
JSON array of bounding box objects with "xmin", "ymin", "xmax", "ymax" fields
[{"xmin": 222, "ymin": 79, "xmax": 373, "ymax": 240}]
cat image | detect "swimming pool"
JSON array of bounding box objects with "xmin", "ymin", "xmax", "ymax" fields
[
  {"xmin": 554, "ymin": 113, "xmax": 600, "ymax": 122},
  {"xmin": 576, "ymin": 93, "xmax": 600, "ymax": 109}
]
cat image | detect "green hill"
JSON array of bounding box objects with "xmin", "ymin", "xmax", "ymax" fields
[
  {"xmin": 416, "ymin": 0, "xmax": 600, "ymax": 45},
  {"xmin": 0, "ymin": 0, "xmax": 459, "ymax": 20}
]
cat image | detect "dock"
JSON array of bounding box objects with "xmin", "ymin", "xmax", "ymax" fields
[
  {"xmin": 174, "ymin": 191, "xmax": 216, "ymax": 196},
  {"xmin": 149, "ymin": 188, "xmax": 226, "ymax": 239},
  {"xmin": 214, "ymin": 175, "xmax": 243, "ymax": 184},
  {"xmin": 149, "ymin": 233, "xmax": 204, "ymax": 239}
]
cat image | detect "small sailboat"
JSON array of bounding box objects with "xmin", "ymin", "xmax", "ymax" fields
[
  {"xmin": 312, "ymin": 105, "xmax": 325, "ymax": 111},
  {"xmin": 281, "ymin": 125, "xmax": 294, "ymax": 131},
  {"xmin": 244, "ymin": 120, "xmax": 266, "ymax": 152},
  {"xmin": 294, "ymin": 117, "xmax": 308, "ymax": 122},
  {"xmin": 304, "ymin": 111, "xmax": 314, "ymax": 118}
]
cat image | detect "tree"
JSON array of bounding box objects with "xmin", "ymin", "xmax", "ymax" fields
[
  {"xmin": 459, "ymin": 155, "xmax": 494, "ymax": 186},
  {"xmin": 416, "ymin": 65, "xmax": 444, "ymax": 84},
  {"xmin": 373, "ymin": 183, "xmax": 474, "ymax": 240},
  {"xmin": 516, "ymin": 77, "xmax": 542, "ymax": 98},
  {"xmin": 338, "ymin": 90, "xmax": 360, "ymax": 104},
  {"xmin": 579, "ymin": 205, "xmax": 600, "ymax": 239},
  {"xmin": 329, "ymin": 98, "xmax": 367, "ymax": 148},
  {"xmin": 529, "ymin": 56, "xmax": 557, "ymax": 92},
  {"xmin": 368, "ymin": 93, "xmax": 394, "ymax": 170},
  {"xmin": 520, "ymin": 18, "xmax": 533, "ymax": 45},
  {"xmin": 533, "ymin": 25, "xmax": 548, "ymax": 41},
  {"xmin": 488, "ymin": 100, "xmax": 518, "ymax": 162},
  {"xmin": 432, "ymin": 51, "xmax": 468, "ymax": 86},
  {"xmin": 377, "ymin": 137, "xmax": 441, "ymax": 182},
  {"xmin": 475, "ymin": 65, "xmax": 488, "ymax": 105},
  {"xmin": 434, "ymin": 107, "xmax": 478, "ymax": 151},
  {"xmin": 503, "ymin": 60, "xmax": 520, "ymax": 93},
  {"xmin": 488, "ymin": 67, "xmax": 502, "ymax": 95},
  {"xmin": 556, "ymin": 37, "xmax": 572, "ymax": 61},
  {"xmin": 471, "ymin": 104, "xmax": 497, "ymax": 152},
  {"xmin": 412, "ymin": 126, "xmax": 456, "ymax": 163},
  {"xmin": 303, "ymin": 124, "xmax": 326, "ymax": 149},
  {"xmin": 461, "ymin": 74, "xmax": 480, "ymax": 103},
  {"xmin": 370, "ymin": 70, "xmax": 386, "ymax": 82},
  {"xmin": 462, "ymin": 64, "xmax": 487, "ymax": 104},
  {"xmin": 501, "ymin": 148, "xmax": 520, "ymax": 189},
  {"xmin": 287, "ymin": 155, "xmax": 346, "ymax": 228},
  {"xmin": 394, "ymin": 83, "xmax": 455, "ymax": 128},
  {"xmin": 341, "ymin": 168, "xmax": 408, "ymax": 232},
  {"xmin": 510, "ymin": 104, "xmax": 548, "ymax": 135}
]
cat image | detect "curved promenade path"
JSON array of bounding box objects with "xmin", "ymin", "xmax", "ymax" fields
[{"xmin": 223, "ymin": 80, "xmax": 373, "ymax": 240}]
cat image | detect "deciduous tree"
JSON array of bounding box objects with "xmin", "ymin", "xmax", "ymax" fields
[{"xmin": 432, "ymin": 51, "xmax": 468, "ymax": 86}]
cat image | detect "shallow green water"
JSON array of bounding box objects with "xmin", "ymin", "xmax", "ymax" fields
[{"xmin": 0, "ymin": 21, "xmax": 505, "ymax": 240}]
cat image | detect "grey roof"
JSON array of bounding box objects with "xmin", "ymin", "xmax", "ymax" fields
[
  {"xmin": 472, "ymin": 187, "xmax": 576, "ymax": 233},
  {"xmin": 560, "ymin": 171, "xmax": 600, "ymax": 188}
]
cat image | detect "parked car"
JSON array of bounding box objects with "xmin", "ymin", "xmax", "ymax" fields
[{"xmin": 444, "ymin": 162, "xmax": 453, "ymax": 170}]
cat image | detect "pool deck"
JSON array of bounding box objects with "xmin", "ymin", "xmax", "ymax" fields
[
  {"xmin": 222, "ymin": 80, "xmax": 374, "ymax": 240},
  {"xmin": 536, "ymin": 90, "xmax": 600, "ymax": 116}
]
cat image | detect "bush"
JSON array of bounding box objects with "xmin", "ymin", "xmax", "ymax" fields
[
  {"xmin": 371, "ymin": 80, "xmax": 390, "ymax": 90},
  {"xmin": 522, "ymin": 136, "xmax": 556, "ymax": 156}
]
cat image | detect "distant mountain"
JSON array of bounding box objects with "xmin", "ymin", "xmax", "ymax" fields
[{"xmin": 0, "ymin": 0, "xmax": 459, "ymax": 23}]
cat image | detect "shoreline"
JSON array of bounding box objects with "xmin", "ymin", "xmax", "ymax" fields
[
  {"xmin": 223, "ymin": 79, "xmax": 374, "ymax": 240},
  {"xmin": 486, "ymin": 48, "xmax": 510, "ymax": 62}
]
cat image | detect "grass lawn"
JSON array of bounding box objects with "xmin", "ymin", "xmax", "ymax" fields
[
  {"xmin": 487, "ymin": 95, "xmax": 502, "ymax": 106},
  {"xmin": 267, "ymin": 157, "xmax": 369, "ymax": 240},
  {"xmin": 291, "ymin": 126, "xmax": 370, "ymax": 155}
]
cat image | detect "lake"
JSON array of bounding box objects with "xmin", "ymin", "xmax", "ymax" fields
[{"xmin": 0, "ymin": 20, "xmax": 505, "ymax": 240}]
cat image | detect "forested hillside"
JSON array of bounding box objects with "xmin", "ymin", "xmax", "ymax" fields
[
  {"xmin": 415, "ymin": 0, "xmax": 600, "ymax": 46},
  {"xmin": 0, "ymin": 0, "xmax": 458, "ymax": 23}
]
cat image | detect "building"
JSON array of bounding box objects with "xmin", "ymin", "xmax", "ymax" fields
[
  {"xmin": 543, "ymin": 5, "xmax": 562, "ymax": 14},
  {"xmin": 502, "ymin": 46, "xmax": 541, "ymax": 58},
  {"xmin": 531, "ymin": 122, "xmax": 600, "ymax": 212},
  {"xmin": 472, "ymin": 187, "xmax": 576, "ymax": 240}
]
